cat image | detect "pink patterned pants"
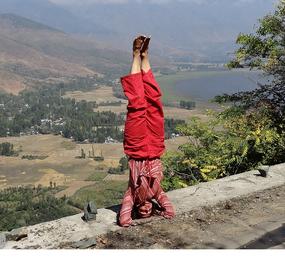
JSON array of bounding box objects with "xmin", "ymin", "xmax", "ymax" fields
[{"xmin": 119, "ymin": 158, "xmax": 175, "ymax": 227}]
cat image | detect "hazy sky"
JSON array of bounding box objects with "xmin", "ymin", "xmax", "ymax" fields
[
  {"xmin": 49, "ymin": 0, "xmax": 258, "ymax": 5},
  {"xmin": 49, "ymin": 0, "xmax": 204, "ymax": 4}
]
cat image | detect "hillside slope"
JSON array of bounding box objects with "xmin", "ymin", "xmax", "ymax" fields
[
  {"xmin": 0, "ymin": 0, "xmax": 277, "ymax": 62},
  {"xmin": 52, "ymin": 0, "xmax": 277, "ymax": 62},
  {"xmin": 0, "ymin": 14, "xmax": 130, "ymax": 94},
  {"xmin": 0, "ymin": 0, "xmax": 112, "ymax": 36}
]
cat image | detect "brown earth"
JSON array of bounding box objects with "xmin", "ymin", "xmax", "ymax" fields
[
  {"xmin": 64, "ymin": 86, "xmax": 128, "ymax": 105},
  {"xmin": 0, "ymin": 134, "xmax": 188, "ymax": 192},
  {"xmin": 0, "ymin": 135, "xmax": 121, "ymax": 190},
  {"xmin": 94, "ymin": 184, "xmax": 285, "ymax": 249},
  {"xmin": 0, "ymin": 14, "xmax": 130, "ymax": 94},
  {"xmin": 0, "ymin": 70, "xmax": 26, "ymax": 94}
]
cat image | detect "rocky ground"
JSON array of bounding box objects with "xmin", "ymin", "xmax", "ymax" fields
[{"xmin": 94, "ymin": 184, "xmax": 285, "ymax": 249}]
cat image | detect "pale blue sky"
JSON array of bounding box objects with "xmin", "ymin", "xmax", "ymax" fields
[{"xmin": 49, "ymin": 0, "xmax": 260, "ymax": 5}]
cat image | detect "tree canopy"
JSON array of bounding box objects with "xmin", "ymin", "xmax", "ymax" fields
[
  {"xmin": 215, "ymin": 0, "xmax": 285, "ymax": 119},
  {"xmin": 162, "ymin": 1, "xmax": 285, "ymax": 191}
]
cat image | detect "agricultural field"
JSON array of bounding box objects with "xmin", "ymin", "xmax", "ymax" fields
[
  {"xmin": 0, "ymin": 134, "xmax": 188, "ymax": 196},
  {"xmin": 63, "ymin": 86, "xmax": 128, "ymax": 105},
  {"xmin": 0, "ymin": 134, "xmax": 123, "ymax": 189},
  {"xmin": 64, "ymin": 84, "xmax": 214, "ymax": 122}
]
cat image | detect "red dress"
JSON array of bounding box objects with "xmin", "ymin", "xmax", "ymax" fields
[{"xmin": 119, "ymin": 69, "xmax": 175, "ymax": 227}]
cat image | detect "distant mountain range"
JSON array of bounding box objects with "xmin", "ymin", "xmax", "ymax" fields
[
  {"xmin": 0, "ymin": 0, "xmax": 278, "ymax": 93},
  {"xmin": 0, "ymin": 0, "xmax": 113, "ymax": 36},
  {"xmin": 0, "ymin": 13, "xmax": 131, "ymax": 94},
  {"xmin": 0, "ymin": 0, "xmax": 278, "ymax": 62}
]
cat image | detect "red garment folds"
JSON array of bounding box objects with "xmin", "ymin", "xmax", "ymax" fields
[
  {"xmin": 121, "ymin": 69, "xmax": 165, "ymax": 159},
  {"xmin": 119, "ymin": 69, "xmax": 175, "ymax": 227},
  {"xmin": 119, "ymin": 158, "xmax": 175, "ymax": 227}
]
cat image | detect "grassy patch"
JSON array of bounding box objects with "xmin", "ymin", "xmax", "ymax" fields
[
  {"xmin": 69, "ymin": 180, "xmax": 128, "ymax": 209},
  {"xmin": 60, "ymin": 140, "xmax": 76, "ymax": 150},
  {"xmin": 85, "ymin": 171, "xmax": 107, "ymax": 181},
  {"xmin": 94, "ymin": 164, "xmax": 108, "ymax": 171}
]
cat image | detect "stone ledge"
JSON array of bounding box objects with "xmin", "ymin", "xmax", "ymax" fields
[{"xmin": 2, "ymin": 163, "xmax": 285, "ymax": 249}]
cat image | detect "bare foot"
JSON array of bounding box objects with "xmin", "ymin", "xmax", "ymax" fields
[
  {"xmin": 140, "ymin": 36, "xmax": 151, "ymax": 72},
  {"xmin": 130, "ymin": 36, "xmax": 145, "ymax": 74},
  {"xmin": 133, "ymin": 35, "xmax": 146, "ymax": 58},
  {"xmin": 140, "ymin": 37, "xmax": 151, "ymax": 58}
]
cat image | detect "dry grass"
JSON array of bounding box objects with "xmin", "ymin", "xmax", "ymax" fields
[
  {"xmin": 0, "ymin": 134, "xmax": 189, "ymax": 193},
  {"xmin": 0, "ymin": 70, "xmax": 26, "ymax": 94},
  {"xmin": 63, "ymin": 87, "xmax": 216, "ymax": 122},
  {"xmin": 164, "ymin": 106, "xmax": 210, "ymax": 122},
  {"xmin": 95, "ymin": 105, "xmax": 127, "ymax": 113},
  {"xmin": 0, "ymin": 135, "xmax": 122, "ymax": 190},
  {"xmin": 64, "ymin": 86, "xmax": 128, "ymax": 105}
]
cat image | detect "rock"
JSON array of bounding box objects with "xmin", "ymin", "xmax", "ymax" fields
[
  {"xmin": 0, "ymin": 232, "xmax": 7, "ymax": 249},
  {"xmin": 83, "ymin": 201, "xmax": 97, "ymax": 221},
  {"xmin": 6, "ymin": 227, "xmax": 28, "ymax": 241},
  {"xmin": 257, "ymin": 165, "xmax": 270, "ymax": 177},
  {"xmin": 70, "ymin": 237, "xmax": 97, "ymax": 249}
]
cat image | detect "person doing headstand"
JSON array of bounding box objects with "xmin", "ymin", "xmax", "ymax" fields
[{"xmin": 118, "ymin": 35, "xmax": 175, "ymax": 227}]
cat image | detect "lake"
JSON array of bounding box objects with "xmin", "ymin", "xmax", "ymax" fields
[{"xmin": 157, "ymin": 69, "xmax": 271, "ymax": 102}]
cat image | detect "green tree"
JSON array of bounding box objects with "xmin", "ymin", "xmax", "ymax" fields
[
  {"xmin": 162, "ymin": 1, "xmax": 285, "ymax": 191},
  {"xmin": 216, "ymin": 0, "xmax": 285, "ymax": 119},
  {"xmin": 215, "ymin": 0, "xmax": 285, "ymax": 163},
  {"xmin": 119, "ymin": 156, "xmax": 128, "ymax": 171},
  {"xmin": 0, "ymin": 142, "xmax": 17, "ymax": 156}
]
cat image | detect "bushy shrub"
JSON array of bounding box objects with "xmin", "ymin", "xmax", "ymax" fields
[{"xmin": 162, "ymin": 107, "xmax": 285, "ymax": 189}]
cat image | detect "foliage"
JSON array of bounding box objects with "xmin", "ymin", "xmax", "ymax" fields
[
  {"xmin": 21, "ymin": 155, "xmax": 48, "ymax": 160},
  {"xmin": 107, "ymin": 167, "xmax": 124, "ymax": 174},
  {"xmin": 161, "ymin": 151, "xmax": 197, "ymax": 192},
  {"xmin": 0, "ymin": 185, "xmax": 78, "ymax": 231},
  {"xmin": 108, "ymin": 156, "xmax": 129, "ymax": 174},
  {"xmin": 217, "ymin": 0, "xmax": 285, "ymax": 119},
  {"xmin": 179, "ymin": 100, "xmax": 196, "ymax": 110},
  {"xmin": 164, "ymin": 118, "xmax": 186, "ymax": 139},
  {"xmin": 69, "ymin": 180, "xmax": 127, "ymax": 209},
  {"xmin": 119, "ymin": 156, "xmax": 129, "ymax": 171},
  {"xmin": 0, "ymin": 83, "xmax": 125, "ymax": 143},
  {"xmin": 161, "ymin": 1, "xmax": 285, "ymax": 191},
  {"xmin": 162, "ymin": 108, "xmax": 285, "ymax": 188},
  {"xmin": 0, "ymin": 142, "xmax": 18, "ymax": 156}
]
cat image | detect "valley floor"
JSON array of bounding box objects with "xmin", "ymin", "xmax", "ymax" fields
[{"xmin": 0, "ymin": 134, "xmax": 188, "ymax": 192}]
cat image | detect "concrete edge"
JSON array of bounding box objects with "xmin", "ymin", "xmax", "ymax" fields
[{"xmin": 1, "ymin": 163, "xmax": 285, "ymax": 249}]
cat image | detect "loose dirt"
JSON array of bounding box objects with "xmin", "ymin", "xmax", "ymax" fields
[{"xmin": 94, "ymin": 184, "xmax": 285, "ymax": 249}]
